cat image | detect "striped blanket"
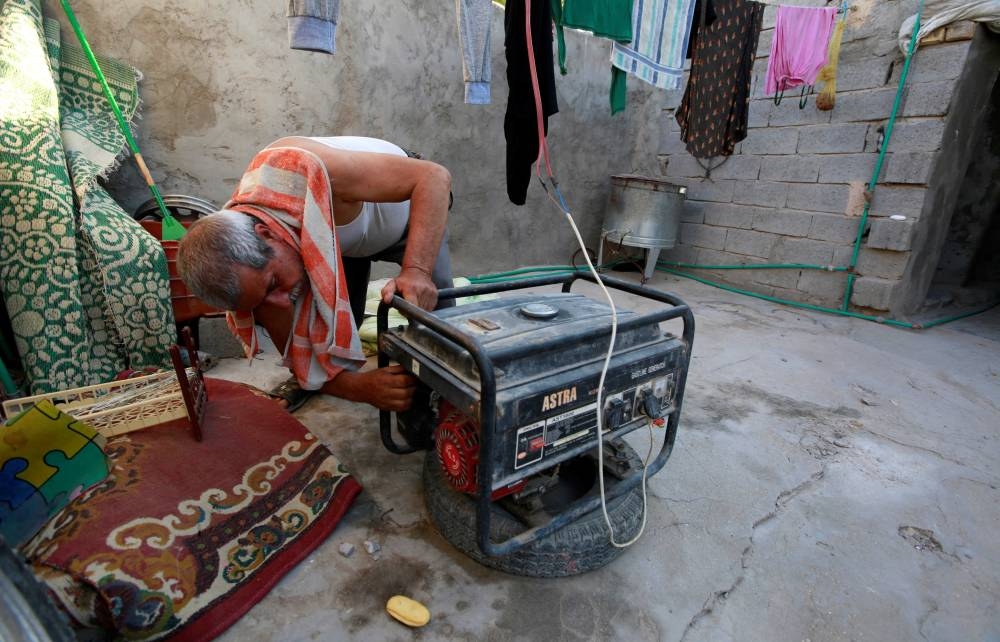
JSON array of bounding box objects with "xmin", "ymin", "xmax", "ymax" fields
[
  {"xmin": 225, "ymin": 147, "xmax": 366, "ymax": 391},
  {"xmin": 611, "ymin": 0, "xmax": 697, "ymax": 90}
]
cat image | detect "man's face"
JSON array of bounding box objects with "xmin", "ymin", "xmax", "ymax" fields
[{"xmin": 232, "ymin": 225, "xmax": 306, "ymax": 312}]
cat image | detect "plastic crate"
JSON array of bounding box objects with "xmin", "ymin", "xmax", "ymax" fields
[
  {"xmin": 139, "ymin": 220, "xmax": 223, "ymax": 323},
  {"xmin": 2, "ymin": 369, "xmax": 190, "ymax": 438}
]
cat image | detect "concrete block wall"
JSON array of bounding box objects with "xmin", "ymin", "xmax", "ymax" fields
[
  {"xmin": 43, "ymin": 1, "xmax": 665, "ymax": 278},
  {"xmin": 656, "ymin": 0, "xmax": 974, "ymax": 312},
  {"xmin": 37, "ymin": 0, "xmax": 988, "ymax": 303}
]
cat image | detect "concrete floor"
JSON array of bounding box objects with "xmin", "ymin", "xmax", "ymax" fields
[{"xmin": 204, "ymin": 272, "xmax": 1000, "ymax": 642}]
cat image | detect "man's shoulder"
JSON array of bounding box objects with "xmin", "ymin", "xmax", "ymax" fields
[{"xmin": 308, "ymin": 136, "xmax": 407, "ymax": 157}]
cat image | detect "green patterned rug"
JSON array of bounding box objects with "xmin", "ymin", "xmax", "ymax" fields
[{"xmin": 0, "ymin": 0, "xmax": 174, "ymax": 394}]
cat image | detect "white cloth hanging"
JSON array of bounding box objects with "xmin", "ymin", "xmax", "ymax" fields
[{"xmin": 898, "ymin": 0, "xmax": 1000, "ymax": 53}]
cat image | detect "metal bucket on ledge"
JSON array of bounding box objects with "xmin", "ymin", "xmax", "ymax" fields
[{"xmin": 599, "ymin": 175, "xmax": 687, "ymax": 280}]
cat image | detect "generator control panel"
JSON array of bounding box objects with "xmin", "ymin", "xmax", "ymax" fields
[{"xmin": 513, "ymin": 371, "xmax": 676, "ymax": 470}]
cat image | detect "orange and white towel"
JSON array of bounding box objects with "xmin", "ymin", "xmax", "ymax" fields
[{"xmin": 225, "ymin": 147, "xmax": 366, "ymax": 390}]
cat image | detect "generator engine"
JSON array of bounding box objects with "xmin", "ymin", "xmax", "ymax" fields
[
  {"xmin": 434, "ymin": 399, "xmax": 529, "ymax": 501},
  {"xmin": 434, "ymin": 399, "xmax": 479, "ymax": 494}
]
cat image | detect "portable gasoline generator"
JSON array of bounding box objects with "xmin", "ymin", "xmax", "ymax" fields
[{"xmin": 377, "ymin": 273, "xmax": 693, "ymax": 577}]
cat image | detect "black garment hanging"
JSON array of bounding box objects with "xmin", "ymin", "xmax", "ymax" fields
[
  {"xmin": 504, "ymin": 0, "xmax": 559, "ymax": 206},
  {"xmin": 685, "ymin": 0, "xmax": 717, "ymax": 60},
  {"xmin": 676, "ymin": 0, "xmax": 763, "ymax": 159}
]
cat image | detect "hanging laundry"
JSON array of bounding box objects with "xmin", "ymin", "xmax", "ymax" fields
[
  {"xmin": 764, "ymin": 5, "xmax": 837, "ymax": 97},
  {"xmin": 686, "ymin": 0, "xmax": 717, "ymax": 59},
  {"xmin": 554, "ymin": 0, "xmax": 635, "ymax": 75},
  {"xmin": 610, "ymin": 0, "xmax": 698, "ymax": 114},
  {"xmin": 457, "ymin": 0, "xmax": 493, "ymax": 104},
  {"xmin": 504, "ymin": 0, "xmax": 559, "ymax": 205},
  {"xmin": 287, "ymin": 0, "xmax": 340, "ymax": 54},
  {"xmin": 563, "ymin": 0, "xmax": 634, "ymax": 40},
  {"xmin": 898, "ymin": 0, "xmax": 1000, "ymax": 54},
  {"xmin": 675, "ymin": 0, "xmax": 764, "ymax": 159}
]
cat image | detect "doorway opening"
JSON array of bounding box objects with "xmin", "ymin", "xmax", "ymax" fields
[{"xmin": 923, "ymin": 61, "xmax": 1000, "ymax": 312}]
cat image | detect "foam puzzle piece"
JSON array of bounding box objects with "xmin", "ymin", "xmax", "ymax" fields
[
  {"xmin": 0, "ymin": 458, "xmax": 35, "ymax": 510},
  {"xmin": 1, "ymin": 400, "xmax": 99, "ymax": 489},
  {"xmin": 0, "ymin": 489, "xmax": 48, "ymax": 546},
  {"xmin": 1, "ymin": 400, "xmax": 110, "ymax": 547},
  {"xmin": 1, "ymin": 428, "xmax": 27, "ymax": 450},
  {"xmin": 41, "ymin": 445, "xmax": 108, "ymax": 505}
]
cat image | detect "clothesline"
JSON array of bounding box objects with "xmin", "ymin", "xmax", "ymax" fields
[
  {"xmin": 752, "ymin": 0, "xmax": 848, "ymax": 10},
  {"xmin": 752, "ymin": 0, "xmax": 850, "ymax": 25}
]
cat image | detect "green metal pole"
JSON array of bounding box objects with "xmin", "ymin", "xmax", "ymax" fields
[
  {"xmin": 465, "ymin": 264, "xmax": 997, "ymax": 330},
  {"xmin": 658, "ymin": 267, "xmax": 918, "ymax": 328},
  {"xmin": 659, "ymin": 261, "xmax": 847, "ymax": 272},
  {"xmin": 912, "ymin": 301, "xmax": 1000, "ymax": 329},
  {"xmin": 58, "ymin": 0, "xmax": 185, "ymax": 240},
  {"xmin": 658, "ymin": 267, "xmax": 998, "ymax": 330},
  {"xmin": 842, "ymin": 0, "xmax": 924, "ymax": 311}
]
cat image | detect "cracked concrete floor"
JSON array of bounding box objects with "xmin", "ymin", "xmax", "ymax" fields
[{"xmin": 203, "ymin": 272, "xmax": 1000, "ymax": 642}]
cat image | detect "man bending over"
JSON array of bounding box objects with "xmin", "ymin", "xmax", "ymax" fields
[{"xmin": 178, "ymin": 136, "xmax": 452, "ymax": 412}]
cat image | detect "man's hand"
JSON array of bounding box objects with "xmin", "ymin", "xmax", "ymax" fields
[
  {"xmin": 323, "ymin": 365, "xmax": 417, "ymax": 412},
  {"xmin": 382, "ymin": 266, "xmax": 438, "ymax": 311}
]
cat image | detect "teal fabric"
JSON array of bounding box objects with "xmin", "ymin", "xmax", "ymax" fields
[
  {"xmin": 554, "ymin": 0, "xmax": 633, "ymax": 75},
  {"xmin": 562, "ymin": 0, "xmax": 633, "ymax": 41},
  {"xmin": 552, "ymin": 0, "xmax": 568, "ymax": 74},
  {"xmin": 611, "ymin": 65, "xmax": 627, "ymax": 114}
]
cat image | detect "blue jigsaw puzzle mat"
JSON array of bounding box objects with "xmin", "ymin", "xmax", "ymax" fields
[{"xmin": 1, "ymin": 400, "xmax": 110, "ymax": 547}]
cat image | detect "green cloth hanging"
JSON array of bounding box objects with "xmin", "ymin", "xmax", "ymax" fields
[
  {"xmin": 554, "ymin": 0, "xmax": 634, "ymax": 75},
  {"xmin": 610, "ymin": 66, "xmax": 627, "ymax": 115},
  {"xmin": 552, "ymin": 0, "xmax": 568, "ymax": 74},
  {"xmin": 562, "ymin": 0, "xmax": 633, "ymax": 41}
]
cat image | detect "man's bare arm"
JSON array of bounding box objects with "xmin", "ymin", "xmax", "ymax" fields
[
  {"xmin": 266, "ymin": 136, "xmax": 450, "ymax": 310},
  {"xmin": 318, "ymin": 365, "xmax": 417, "ymax": 412}
]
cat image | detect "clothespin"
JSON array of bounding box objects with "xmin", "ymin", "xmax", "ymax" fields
[{"xmin": 798, "ymin": 85, "xmax": 812, "ymax": 109}]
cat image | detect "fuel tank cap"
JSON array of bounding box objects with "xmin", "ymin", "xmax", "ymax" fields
[{"xmin": 520, "ymin": 302, "xmax": 559, "ymax": 319}]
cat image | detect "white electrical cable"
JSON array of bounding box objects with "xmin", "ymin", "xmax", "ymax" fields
[
  {"xmin": 552, "ymin": 198, "xmax": 654, "ymax": 548},
  {"xmin": 521, "ymin": 0, "xmax": 653, "ymax": 548}
]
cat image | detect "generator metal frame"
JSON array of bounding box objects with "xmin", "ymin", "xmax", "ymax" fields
[{"xmin": 377, "ymin": 272, "xmax": 694, "ymax": 557}]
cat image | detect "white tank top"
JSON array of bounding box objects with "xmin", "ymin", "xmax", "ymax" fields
[{"xmin": 309, "ymin": 136, "xmax": 411, "ymax": 257}]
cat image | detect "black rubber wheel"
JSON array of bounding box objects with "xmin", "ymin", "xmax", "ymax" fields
[
  {"xmin": 423, "ymin": 440, "xmax": 646, "ymax": 577},
  {"xmin": 131, "ymin": 194, "xmax": 218, "ymax": 221},
  {"xmin": 0, "ymin": 538, "xmax": 75, "ymax": 641}
]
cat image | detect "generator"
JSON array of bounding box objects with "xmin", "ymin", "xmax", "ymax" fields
[{"xmin": 377, "ymin": 273, "xmax": 693, "ymax": 577}]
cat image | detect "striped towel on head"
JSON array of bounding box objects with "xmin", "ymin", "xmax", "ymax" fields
[
  {"xmin": 225, "ymin": 147, "xmax": 367, "ymax": 391},
  {"xmin": 611, "ymin": 0, "xmax": 697, "ymax": 90}
]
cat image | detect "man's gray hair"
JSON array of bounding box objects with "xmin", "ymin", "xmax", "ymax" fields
[{"xmin": 177, "ymin": 209, "xmax": 273, "ymax": 310}]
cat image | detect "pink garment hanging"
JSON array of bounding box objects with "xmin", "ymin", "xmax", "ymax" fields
[{"xmin": 764, "ymin": 5, "xmax": 837, "ymax": 96}]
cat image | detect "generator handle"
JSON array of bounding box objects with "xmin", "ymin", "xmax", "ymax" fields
[
  {"xmin": 438, "ymin": 272, "xmax": 694, "ymax": 360},
  {"xmin": 377, "ymin": 298, "xmax": 421, "ymax": 453},
  {"xmin": 378, "ymin": 294, "xmax": 506, "ymax": 556},
  {"xmin": 378, "ymin": 274, "xmax": 696, "ymax": 557},
  {"xmin": 377, "ymin": 296, "xmax": 497, "ymax": 466},
  {"xmin": 441, "ymin": 271, "xmax": 693, "ymax": 347},
  {"xmin": 435, "ymin": 273, "xmax": 579, "ymax": 302},
  {"xmin": 562, "ymin": 272, "xmax": 695, "ymax": 348}
]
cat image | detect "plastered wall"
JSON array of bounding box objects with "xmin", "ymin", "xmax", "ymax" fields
[{"xmin": 42, "ymin": 0, "xmax": 663, "ymax": 277}]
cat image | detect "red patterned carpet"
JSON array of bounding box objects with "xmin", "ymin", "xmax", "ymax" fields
[{"xmin": 23, "ymin": 378, "xmax": 361, "ymax": 640}]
